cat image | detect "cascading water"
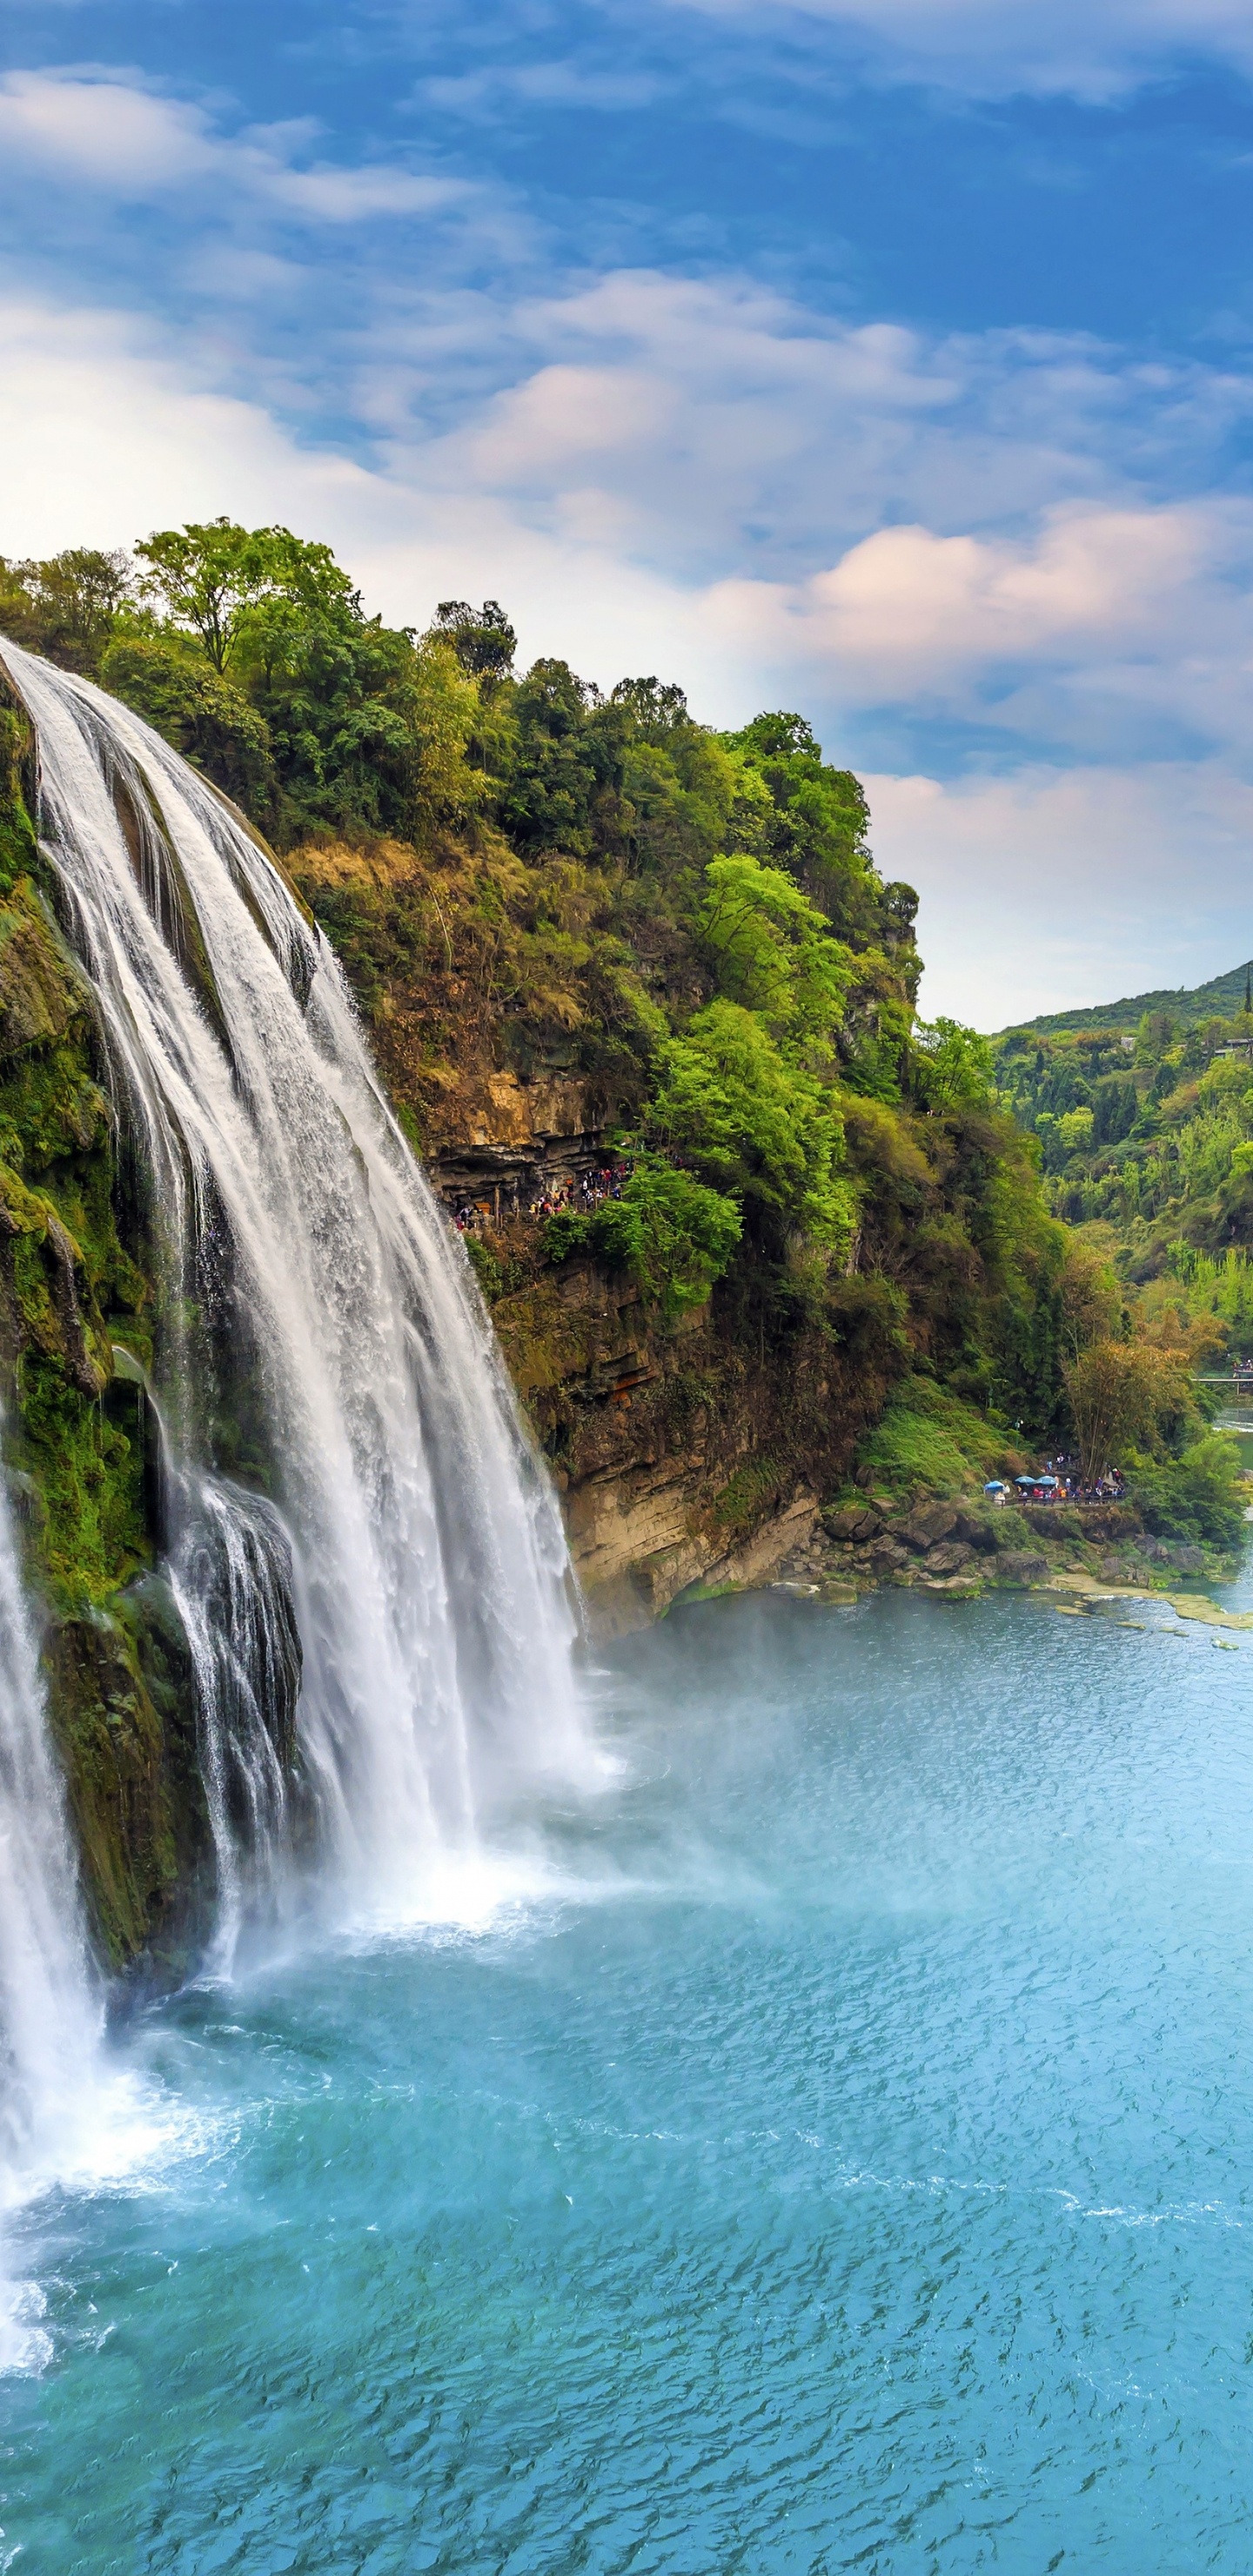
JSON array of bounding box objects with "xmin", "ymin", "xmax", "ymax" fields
[
  {"xmin": 0, "ymin": 1446, "xmax": 99, "ymax": 2173},
  {"xmin": 0, "ymin": 1434, "xmax": 103, "ymax": 2365},
  {"xmin": 0, "ymin": 640, "xmax": 585, "ymax": 1957}
]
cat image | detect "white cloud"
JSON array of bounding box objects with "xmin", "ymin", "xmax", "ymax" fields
[
  {"xmin": 868, "ymin": 763, "xmax": 1253, "ymax": 1023},
  {"xmin": 0, "ymin": 293, "xmax": 747, "ymax": 691},
  {"xmin": 0, "ymin": 71, "xmax": 459, "ymax": 220},
  {"xmin": 0, "ymin": 71, "xmax": 217, "ymax": 191},
  {"xmin": 654, "ymin": 0, "xmax": 1253, "ymax": 97},
  {"xmin": 422, "ymin": 60, "xmax": 664, "ymax": 117},
  {"xmin": 707, "ymin": 501, "xmax": 1236, "ymax": 697},
  {"xmin": 347, "ymin": 269, "xmax": 1253, "ymax": 758},
  {"xmin": 412, "ymin": 268, "xmax": 1250, "ymax": 584},
  {"xmin": 466, "ymin": 363, "xmax": 680, "ymax": 476},
  {"xmin": 3, "ymin": 286, "xmax": 1253, "ymax": 1026}
]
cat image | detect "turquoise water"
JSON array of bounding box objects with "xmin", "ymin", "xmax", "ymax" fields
[{"xmin": 6, "ymin": 1585, "xmax": 1253, "ymax": 2573}]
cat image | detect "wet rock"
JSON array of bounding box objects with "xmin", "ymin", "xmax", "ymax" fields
[{"xmin": 994, "ymin": 1549, "xmax": 1049, "ymax": 1584}]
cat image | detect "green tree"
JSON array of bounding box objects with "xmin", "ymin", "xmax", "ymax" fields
[
  {"xmin": 500, "ymin": 660, "xmax": 628, "ymax": 857},
  {"xmin": 432, "ymin": 599, "xmax": 516, "ymax": 683},
  {"xmin": 545, "ymin": 1155, "xmax": 741, "ymax": 1321},
  {"xmin": 136, "ymin": 520, "xmax": 277, "ymax": 669},
  {"xmin": 0, "ymin": 548, "xmax": 133, "ymax": 674},
  {"xmin": 699, "ymin": 854, "xmax": 851, "ymax": 1038},
  {"xmin": 135, "ymin": 520, "xmax": 356, "ymax": 673},
  {"xmin": 910, "ymin": 1017, "xmax": 994, "ymax": 1110},
  {"xmin": 99, "ymin": 635, "xmax": 276, "ymax": 812},
  {"xmin": 648, "ymin": 998, "xmax": 854, "ymax": 1251},
  {"xmin": 1131, "ymin": 1433, "xmax": 1245, "ymax": 1549},
  {"xmin": 1063, "ymin": 1337, "xmax": 1187, "ymax": 1482},
  {"xmin": 720, "ymin": 710, "xmax": 884, "ymax": 943}
]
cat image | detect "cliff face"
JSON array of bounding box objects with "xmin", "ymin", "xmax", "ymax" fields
[
  {"xmin": 285, "ymin": 831, "xmax": 1044, "ymax": 1638},
  {"xmin": 492, "ymin": 1233, "xmax": 874, "ymax": 1634}
]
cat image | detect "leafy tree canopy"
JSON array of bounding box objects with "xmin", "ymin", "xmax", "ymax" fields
[
  {"xmin": 699, "ymin": 854, "xmax": 852, "ymax": 1040},
  {"xmin": 135, "ymin": 519, "xmax": 357, "ymax": 672},
  {"xmin": 432, "ymin": 598, "xmax": 517, "ymax": 682}
]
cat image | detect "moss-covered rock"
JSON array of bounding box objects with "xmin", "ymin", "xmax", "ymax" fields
[
  {"xmin": 44, "ymin": 1580, "xmax": 211, "ymax": 1972},
  {"xmin": 0, "ymin": 670, "xmax": 205, "ymax": 1968}
]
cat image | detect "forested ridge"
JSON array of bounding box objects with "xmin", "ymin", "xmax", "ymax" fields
[{"xmin": 995, "ymin": 988, "xmax": 1253, "ymax": 1363}]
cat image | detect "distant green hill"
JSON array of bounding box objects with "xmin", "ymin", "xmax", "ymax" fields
[{"xmin": 998, "ymin": 959, "xmax": 1253, "ymax": 1038}]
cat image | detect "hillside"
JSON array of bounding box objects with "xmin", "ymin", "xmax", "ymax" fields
[
  {"xmin": 992, "ymin": 966, "xmax": 1253, "ymax": 1347},
  {"xmin": 998, "ymin": 958, "xmax": 1253, "ymax": 1040}
]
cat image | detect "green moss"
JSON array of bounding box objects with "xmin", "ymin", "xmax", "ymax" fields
[
  {"xmin": 16, "ymin": 1358, "xmax": 147, "ymax": 1604},
  {"xmin": 711, "ymin": 1454, "xmax": 781, "ymax": 1534},
  {"xmin": 0, "ymin": 708, "xmax": 38, "ymax": 895},
  {"xmin": 0, "ymin": 704, "xmax": 204, "ymax": 1967},
  {"xmin": 44, "ymin": 1581, "xmax": 209, "ymax": 1970}
]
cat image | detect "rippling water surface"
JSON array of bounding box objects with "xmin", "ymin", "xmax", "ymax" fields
[{"xmin": 6, "ymin": 1585, "xmax": 1253, "ymax": 2573}]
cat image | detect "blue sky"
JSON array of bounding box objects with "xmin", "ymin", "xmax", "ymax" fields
[{"xmin": 3, "ymin": 1, "xmax": 1253, "ymax": 1019}]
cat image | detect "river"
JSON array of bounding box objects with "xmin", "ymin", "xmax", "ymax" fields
[{"xmin": 3, "ymin": 1577, "xmax": 1253, "ymax": 2572}]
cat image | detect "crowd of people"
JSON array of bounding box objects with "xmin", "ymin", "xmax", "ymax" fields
[
  {"xmin": 989, "ymin": 1457, "xmax": 1127, "ymax": 1506},
  {"xmin": 453, "ymin": 1159, "xmax": 632, "ymax": 1236}
]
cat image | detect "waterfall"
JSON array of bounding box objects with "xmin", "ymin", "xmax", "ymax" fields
[
  {"xmin": 0, "ymin": 1438, "xmax": 102, "ymax": 2364},
  {"xmin": 0, "ymin": 1453, "xmax": 99, "ymax": 2171},
  {"xmin": 0, "ymin": 640, "xmax": 585, "ymax": 1954}
]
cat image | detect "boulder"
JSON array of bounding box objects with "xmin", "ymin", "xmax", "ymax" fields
[
  {"xmin": 868, "ymin": 1536, "xmax": 910, "ymax": 1571},
  {"xmin": 953, "ymin": 1510, "xmax": 997, "ymax": 1553},
  {"xmin": 994, "ymin": 1550, "xmax": 1049, "ymax": 1584},
  {"xmin": 925, "ymin": 1539, "xmax": 974, "ymax": 1575},
  {"xmin": 1166, "ymin": 1541, "xmax": 1205, "ymax": 1573},
  {"xmin": 823, "ymin": 1504, "xmax": 881, "ymax": 1543},
  {"xmin": 901, "ymin": 1500, "xmax": 958, "ymax": 1553},
  {"xmin": 1023, "ymin": 1504, "xmax": 1083, "ymax": 1540}
]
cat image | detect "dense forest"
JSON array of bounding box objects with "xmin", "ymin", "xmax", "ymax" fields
[
  {"xmin": 0, "ymin": 526, "xmax": 1243, "ymax": 1620},
  {"xmin": 994, "ymin": 990, "xmax": 1253, "ymax": 1359}
]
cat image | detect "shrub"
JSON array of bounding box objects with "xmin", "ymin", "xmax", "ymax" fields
[
  {"xmin": 856, "ymin": 1373, "xmax": 1017, "ymax": 1497},
  {"xmin": 101, "ymin": 636, "xmax": 276, "ymax": 813},
  {"xmin": 1129, "ymin": 1434, "xmax": 1245, "ymax": 1551},
  {"xmin": 465, "ymin": 1237, "xmax": 505, "ymax": 1303},
  {"xmin": 544, "ymin": 1156, "xmax": 741, "ymax": 1322}
]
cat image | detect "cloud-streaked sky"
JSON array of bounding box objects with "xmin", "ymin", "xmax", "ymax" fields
[{"xmin": 3, "ymin": 3, "xmax": 1253, "ymax": 1020}]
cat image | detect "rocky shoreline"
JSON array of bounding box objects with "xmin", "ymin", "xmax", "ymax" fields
[{"xmin": 745, "ymin": 1490, "xmax": 1230, "ymax": 1608}]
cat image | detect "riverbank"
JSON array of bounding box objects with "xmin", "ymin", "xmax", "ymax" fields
[{"xmin": 719, "ymin": 1485, "xmax": 1245, "ymax": 1613}]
